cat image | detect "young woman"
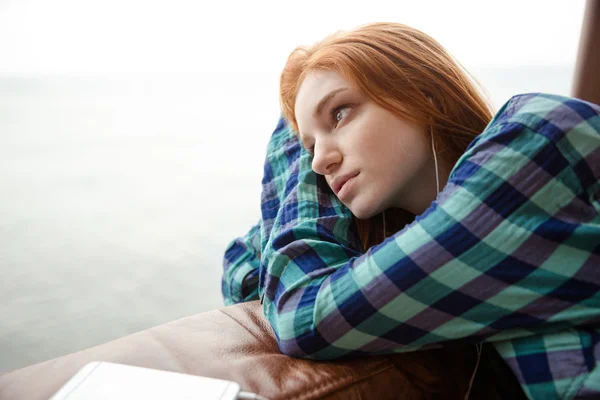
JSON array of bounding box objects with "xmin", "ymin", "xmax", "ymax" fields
[{"xmin": 223, "ymin": 23, "xmax": 600, "ymax": 399}]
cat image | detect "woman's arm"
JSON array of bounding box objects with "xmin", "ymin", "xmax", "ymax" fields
[
  {"xmin": 221, "ymin": 117, "xmax": 323, "ymax": 306},
  {"xmin": 260, "ymin": 93, "xmax": 600, "ymax": 359},
  {"xmin": 222, "ymin": 222, "xmax": 262, "ymax": 305},
  {"xmin": 222, "ymin": 118, "xmax": 306, "ymax": 306}
]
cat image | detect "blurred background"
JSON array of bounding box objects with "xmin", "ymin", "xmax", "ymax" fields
[{"xmin": 0, "ymin": 0, "xmax": 587, "ymax": 372}]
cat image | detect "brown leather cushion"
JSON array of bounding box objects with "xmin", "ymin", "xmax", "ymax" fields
[{"xmin": 0, "ymin": 301, "xmax": 479, "ymax": 400}]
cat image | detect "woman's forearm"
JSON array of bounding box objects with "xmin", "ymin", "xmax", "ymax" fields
[{"xmin": 222, "ymin": 222, "xmax": 262, "ymax": 305}]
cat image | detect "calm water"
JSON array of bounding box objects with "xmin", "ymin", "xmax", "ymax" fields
[{"xmin": 0, "ymin": 66, "xmax": 575, "ymax": 372}]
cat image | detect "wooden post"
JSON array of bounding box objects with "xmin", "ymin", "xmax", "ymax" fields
[{"xmin": 572, "ymin": 0, "xmax": 600, "ymax": 105}]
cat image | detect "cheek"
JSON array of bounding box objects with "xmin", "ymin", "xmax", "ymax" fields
[
  {"xmin": 365, "ymin": 134, "xmax": 408, "ymax": 171},
  {"xmin": 408, "ymin": 134, "xmax": 431, "ymax": 166},
  {"xmin": 368, "ymin": 131, "xmax": 431, "ymax": 191},
  {"xmin": 348, "ymin": 114, "xmax": 429, "ymax": 174},
  {"xmin": 352, "ymin": 125, "xmax": 393, "ymax": 160}
]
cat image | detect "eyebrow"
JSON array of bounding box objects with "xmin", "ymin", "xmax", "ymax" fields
[
  {"xmin": 299, "ymin": 87, "xmax": 349, "ymax": 141},
  {"xmin": 313, "ymin": 87, "xmax": 349, "ymax": 119}
]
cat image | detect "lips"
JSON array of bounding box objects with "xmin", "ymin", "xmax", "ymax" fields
[{"xmin": 331, "ymin": 172, "xmax": 359, "ymax": 196}]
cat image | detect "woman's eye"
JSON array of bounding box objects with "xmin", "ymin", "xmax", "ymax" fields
[{"xmin": 332, "ymin": 106, "xmax": 349, "ymax": 125}]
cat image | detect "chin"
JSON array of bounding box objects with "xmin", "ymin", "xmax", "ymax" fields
[{"xmin": 347, "ymin": 201, "xmax": 380, "ymax": 220}]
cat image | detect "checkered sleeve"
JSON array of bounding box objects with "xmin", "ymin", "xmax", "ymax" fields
[
  {"xmin": 260, "ymin": 94, "xmax": 600, "ymax": 360},
  {"xmin": 222, "ymin": 221, "xmax": 262, "ymax": 305}
]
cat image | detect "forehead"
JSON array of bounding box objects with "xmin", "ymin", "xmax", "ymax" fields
[{"xmin": 294, "ymin": 70, "xmax": 351, "ymax": 130}]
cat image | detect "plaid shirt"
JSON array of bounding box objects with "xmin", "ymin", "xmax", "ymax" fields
[{"xmin": 222, "ymin": 93, "xmax": 600, "ymax": 399}]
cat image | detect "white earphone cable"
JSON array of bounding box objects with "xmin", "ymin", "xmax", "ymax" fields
[
  {"xmin": 431, "ymin": 127, "xmax": 482, "ymax": 399},
  {"xmin": 431, "ymin": 128, "xmax": 440, "ymax": 196},
  {"xmin": 464, "ymin": 343, "xmax": 483, "ymax": 400}
]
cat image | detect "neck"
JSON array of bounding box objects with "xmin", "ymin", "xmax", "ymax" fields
[{"xmin": 393, "ymin": 159, "xmax": 449, "ymax": 216}]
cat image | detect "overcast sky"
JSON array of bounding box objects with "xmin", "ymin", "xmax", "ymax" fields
[{"xmin": 0, "ymin": 0, "xmax": 587, "ymax": 75}]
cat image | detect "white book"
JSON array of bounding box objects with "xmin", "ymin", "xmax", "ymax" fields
[{"xmin": 50, "ymin": 361, "xmax": 262, "ymax": 400}]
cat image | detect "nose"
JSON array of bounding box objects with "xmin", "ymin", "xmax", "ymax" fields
[{"xmin": 311, "ymin": 139, "xmax": 342, "ymax": 176}]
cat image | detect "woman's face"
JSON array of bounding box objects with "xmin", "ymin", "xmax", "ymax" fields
[{"xmin": 294, "ymin": 70, "xmax": 438, "ymax": 219}]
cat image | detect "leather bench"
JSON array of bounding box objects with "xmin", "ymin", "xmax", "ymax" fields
[{"xmin": 0, "ymin": 301, "xmax": 479, "ymax": 400}]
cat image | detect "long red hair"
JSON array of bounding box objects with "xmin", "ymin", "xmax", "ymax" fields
[{"xmin": 279, "ymin": 22, "xmax": 493, "ymax": 249}]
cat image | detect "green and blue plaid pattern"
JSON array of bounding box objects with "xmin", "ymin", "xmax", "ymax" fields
[
  {"xmin": 222, "ymin": 222, "xmax": 261, "ymax": 305},
  {"xmin": 222, "ymin": 93, "xmax": 600, "ymax": 399}
]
